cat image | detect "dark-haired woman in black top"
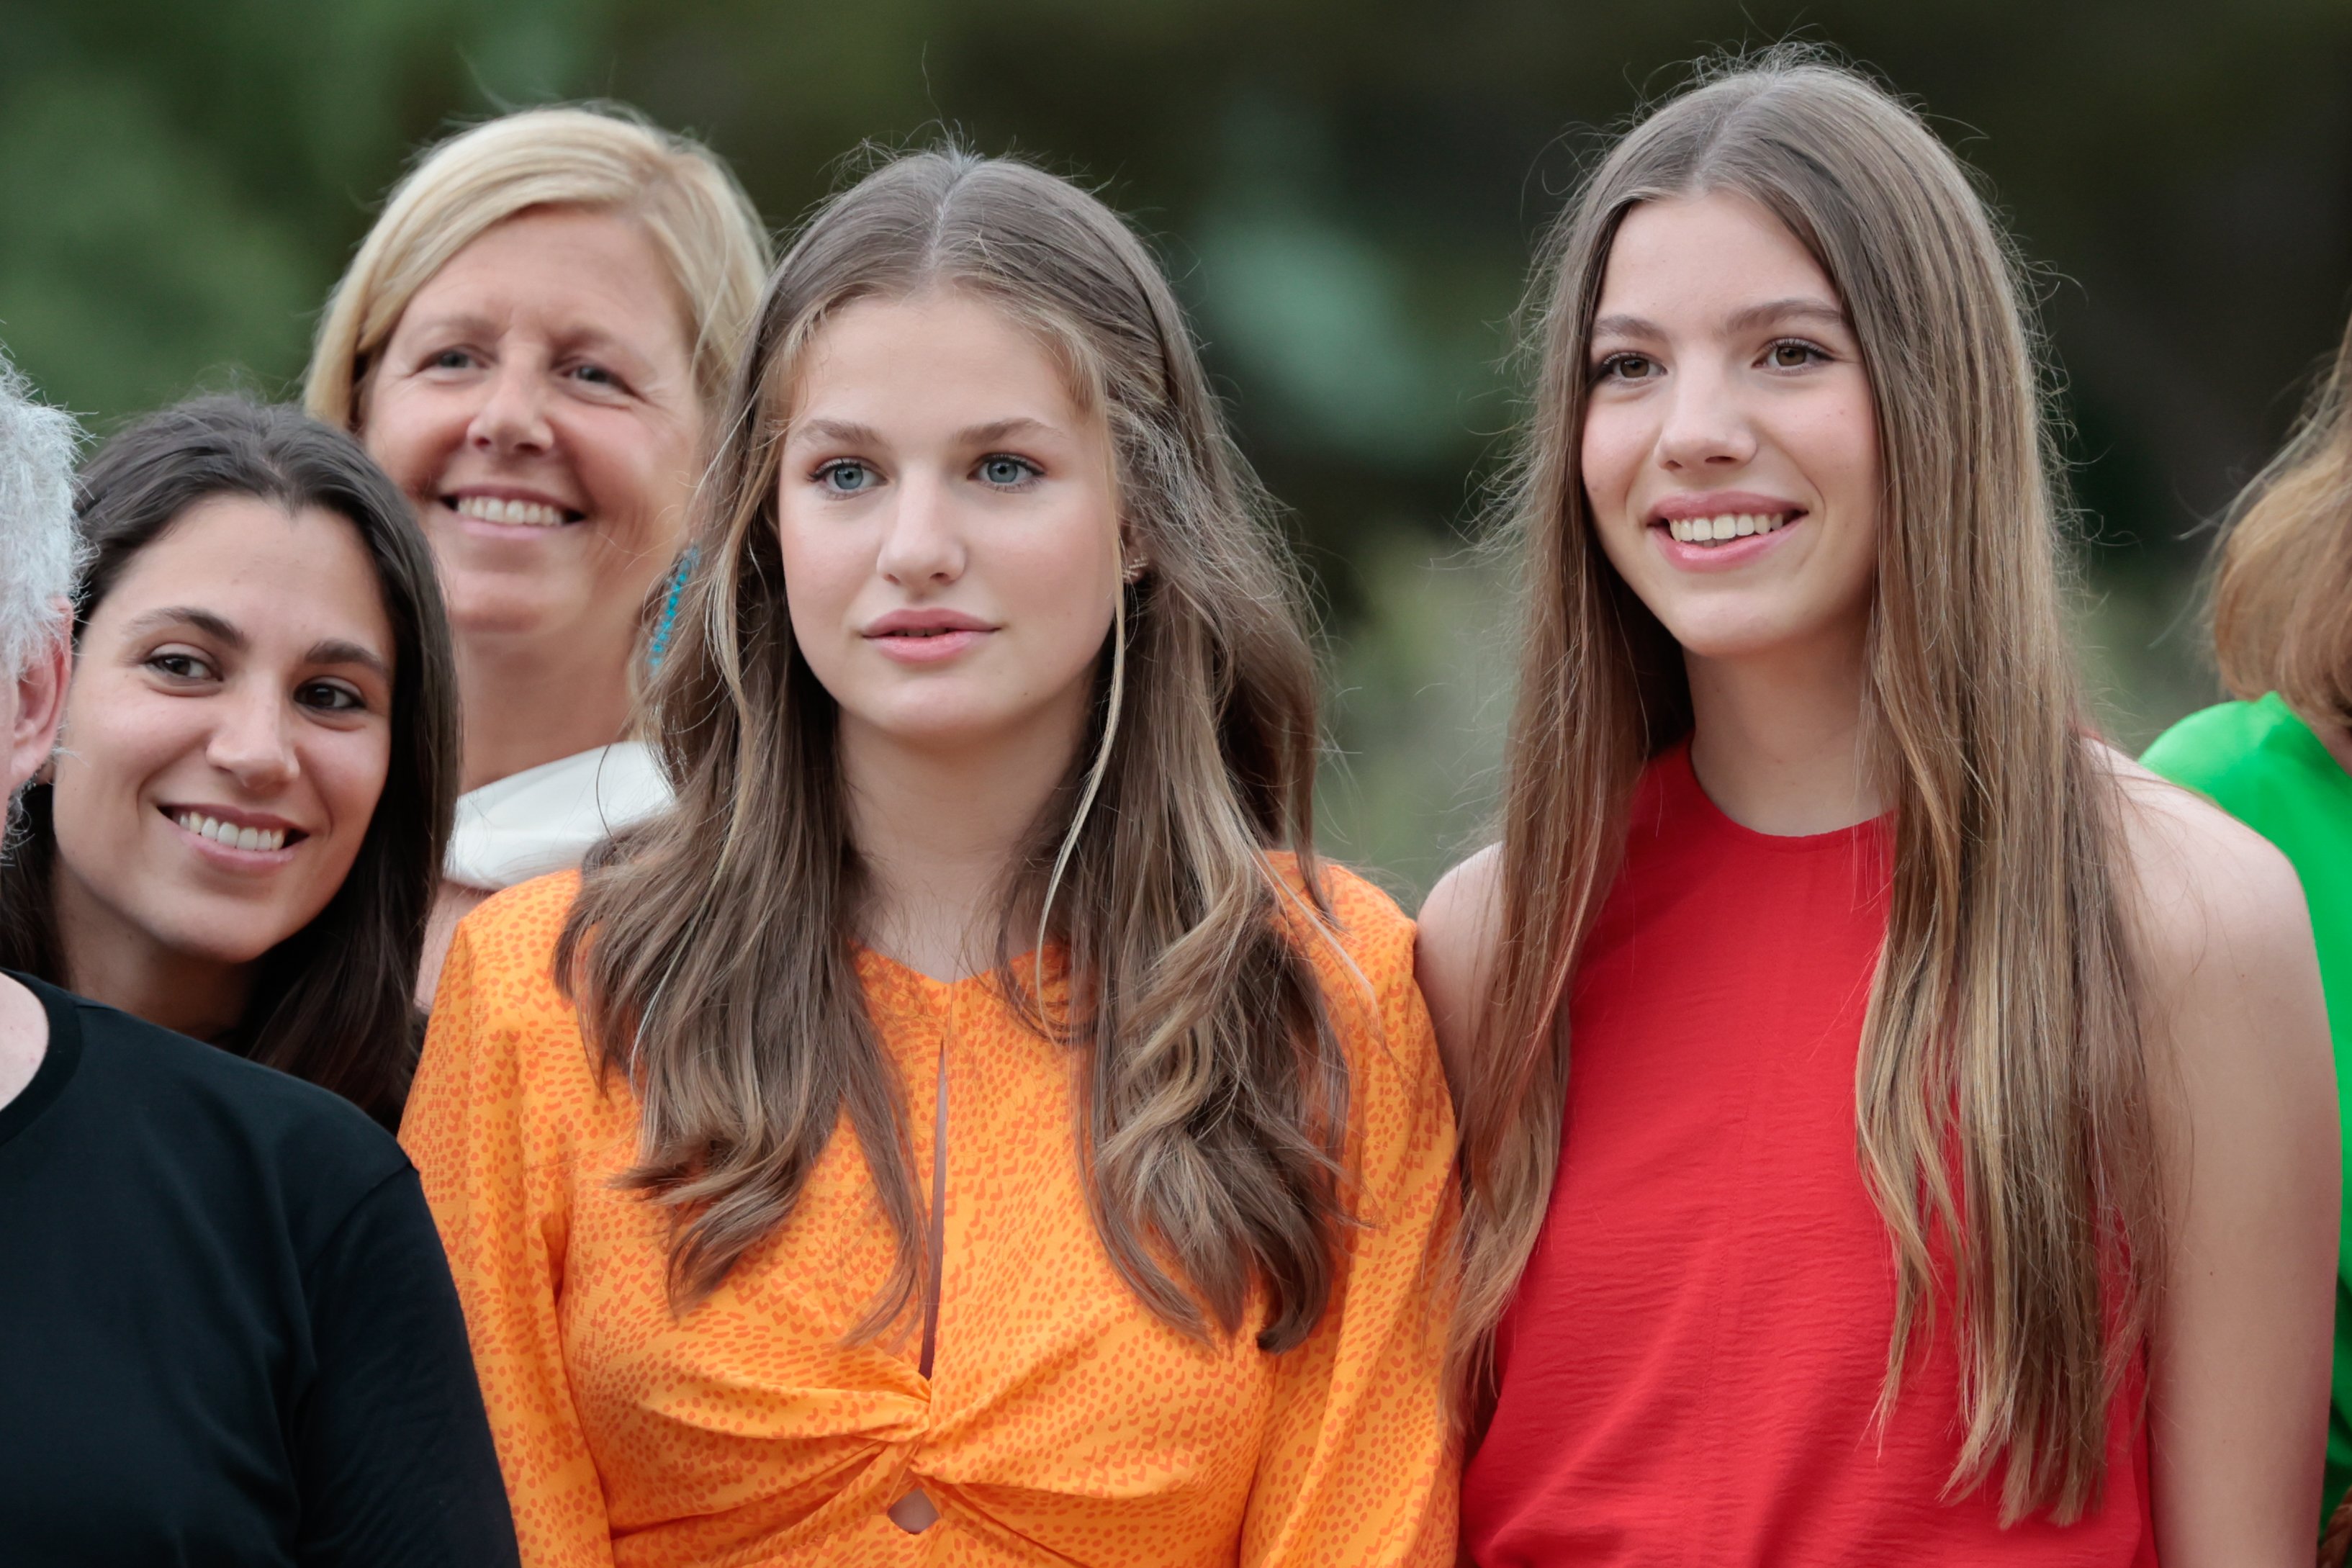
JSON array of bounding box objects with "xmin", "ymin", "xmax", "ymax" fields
[
  {"xmin": 0, "ymin": 395, "xmax": 458, "ymax": 1126},
  {"xmin": 0, "ymin": 377, "xmax": 513, "ymax": 1562}
]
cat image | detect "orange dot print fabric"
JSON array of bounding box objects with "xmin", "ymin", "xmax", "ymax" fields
[{"xmin": 400, "ymin": 861, "xmax": 1460, "ymax": 1567}]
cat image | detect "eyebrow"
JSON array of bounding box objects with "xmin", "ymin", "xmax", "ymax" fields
[
  {"xmin": 789, "ymin": 415, "xmax": 1062, "ymax": 449},
  {"xmin": 120, "ymin": 608, "xmax": 391, "ymax": 680},
  {"xmin": 123, "ymin": 606, "xmax": 243, "ymax": 649},
  {"xmin": 305, "ymin": 639, "xmax": 392, "ymax": 680},
  {"xmin": 1591, "ymin": 297, "xmax": 1849, "ymax": 342}
]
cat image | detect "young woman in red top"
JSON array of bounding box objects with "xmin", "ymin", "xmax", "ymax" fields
[{"xmin": 1418, "ymin": 53, "xmax": 2338, "ymax": 1564}]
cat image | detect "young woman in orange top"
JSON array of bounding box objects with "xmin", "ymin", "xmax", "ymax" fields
[{"xmin": 401, "ymin": 148, "xmax": 1459, "ymax": 1567}]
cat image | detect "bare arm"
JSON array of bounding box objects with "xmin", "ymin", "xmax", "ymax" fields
[
  {"xmin": 2123, "ymin": 767, "xmax": 2339, "ymax": 1562},
  {"xmin": 1415, "ymin": 846, "xmax": 1504, "ymax": 1091}
]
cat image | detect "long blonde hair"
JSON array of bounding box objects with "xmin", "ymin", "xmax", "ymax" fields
[
  {"xmin": 557, "ymin": 149, "xmax": 1354, "ymax": 1353},
  {"xmin": 2213, "ymin": 307, "xmax": 2352, "ymax": 731},
  {"xmin": 1456, "ymin": 53, "xmax": 2160, "ymax": 1523},
  {"xmin": 303, "ymin": 104, "xmax": 770, "ymax": 426}
]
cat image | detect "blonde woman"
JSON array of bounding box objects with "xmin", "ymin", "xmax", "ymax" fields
[
  {"xmin": 2144, "ymin": 308, "xmax": 2352, "ymax": 1557},
  {"xmin": 400, "ymin": 150, "xmax": 1458, "ymax": 1566},
  {"xmin": 305, "ymin": 105, "xmax": 770, "ymax": 1001},
  {"xmin": 1417, "ymin": 56, "xmax": 2336, "ymax": 1563}
]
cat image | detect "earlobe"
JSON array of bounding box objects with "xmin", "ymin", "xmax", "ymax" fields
[{"xmin": 4, "ymin": 623, "xmax": 72, "ymax": 797}]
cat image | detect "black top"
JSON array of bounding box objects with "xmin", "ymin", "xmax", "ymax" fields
[{"xmin": 0, "ymin": 973, "xmax": 520, "ymax": 1567}]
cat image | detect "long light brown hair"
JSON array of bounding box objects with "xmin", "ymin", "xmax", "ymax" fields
[
  {"xmin": 557, "ymin": 149, "xmax": 1356, "ymax": 1353},
  {"xmin": 1455, "ymin": 53, "xmax": 2161, "ymax": 1522},
  {"xmin": 2212, "ymin": 307, "xmax": 2352, "ymax": 731}
]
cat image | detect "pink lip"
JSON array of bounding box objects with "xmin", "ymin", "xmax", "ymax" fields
[{"xmin": 862, "ymin": 608, "xmax": 996, "ymax": 666}]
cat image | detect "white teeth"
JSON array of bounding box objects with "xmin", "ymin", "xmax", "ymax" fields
[
  {"xmin": 173, "ymin": 811, "xmax": 287, "ymax": 853},
  {"xmin": 451, "ymin": 495, "xmax": 568, "ymax": 528},
  {"xmin": 1667, "ymin": 512, "xmax": 1793, "ymax": 545}
]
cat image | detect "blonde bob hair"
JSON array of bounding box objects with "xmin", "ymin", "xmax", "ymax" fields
[
  {"xmin": 1457, "ymin": 53, "xmax": 2158, "ymax": 1524},
  {"xmin": 303, "ymin": 104, "xmax": 770, "ymax": 427},
  {"xmin": 556, "ymin": 149, "xmax": 1354, "ymax": 1354},
  {"xmin": 2212, "ymin": 307, "xmax": 2352, "ymax": 733}
]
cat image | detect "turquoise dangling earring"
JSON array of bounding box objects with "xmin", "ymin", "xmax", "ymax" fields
[{"xmin": 646, "ymin": 546, "xmax": 697, "ymax": 673}]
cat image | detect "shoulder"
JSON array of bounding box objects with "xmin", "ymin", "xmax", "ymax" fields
[
  {"xmin": 1415, "ymin": 845, "xmax": 1503, "ymax": 1074},
  {"xmin": 1268, "ymin": 854, "xmax": 1443, "ymax": 1071},
  {"xmin": 431, "ymin": 871, "xmax": 587, "ymax": 1034},
  {"xmin": 2108, "ymin": 745, "xmax": 2311, "ymax": 953},
  {"xmin": 43, "ymin": 981, "xmax": 410, "ymax": 1242},
  {"xmin": 451, "ymin": 870, "xmax": 583, "ymax": 981},
  {"xmin": 2101, "ymin": 747, "xmax": 2324, "ymax": 1060},
  {"xmin": 409, "ymin": 869, "xmax": 607, "ymax": 1139}
]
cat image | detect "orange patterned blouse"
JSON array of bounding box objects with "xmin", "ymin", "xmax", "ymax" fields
[{"xmin": 401, "ymin": 864, "xmax": 1459, "ymax": 1568}]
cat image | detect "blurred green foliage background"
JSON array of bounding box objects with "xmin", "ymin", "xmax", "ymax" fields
[{"xmin": 4, "ymin": 0, "xmax": 2348, "ymax": 898}]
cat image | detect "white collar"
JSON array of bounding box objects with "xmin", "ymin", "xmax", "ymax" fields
[{"xmin": 443, "ymin": 742, "xmax": 671, "ymax": 891}]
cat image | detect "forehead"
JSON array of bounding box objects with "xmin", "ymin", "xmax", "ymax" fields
[
  {"xmin": 96, "ymin": 497, "xmax": 393, "ymax": 650},
  {"xmin": 788, "ymin": 290, "xmax": 1094, "ymax": 428},
  {"xmin": 1594, "ymin": 191, "xmax": 1838, "ymax": 325},
  {"xmin": 399, "ymin": 207, "xmax": 692, "ymax": 353}
]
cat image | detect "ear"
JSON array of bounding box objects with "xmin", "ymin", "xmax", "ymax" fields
[{"xmin": 3, "ymin": 609, "xmax": 71, "ymax": 798}]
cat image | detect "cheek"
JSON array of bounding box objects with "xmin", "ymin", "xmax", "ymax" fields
[
  {"xmin": 775, "ymin": 517, "xmax": 869, "ymax": 651},
  {"xmin": 1579, "ymin": 403, "xmax": 1649, "ymax": 526},
  {"xmin": 998, "ymin": 524, "xmax": 1118, "ymax": 670},
  {"xmin": 575, "ymin": 410, "xmax": 700, "ymax": 523},
  {"xmin": 361, "ymin": 391, "xmax": 461, "ymax": 498},
  {"xmin": 310, "ymin": 731, "xmax": 392, "ymax": 854}
]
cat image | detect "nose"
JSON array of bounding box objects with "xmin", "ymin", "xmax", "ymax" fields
[
  {"xmin": 1654, "ymin": 358, "xmax": 1757, "ymax": 474},
  {"xmin": 204, "ymin": 680, "xmax": 299, "ymax": 795},
  {"xmin": 465, "ymin": 356, "xmax": 554, "ymax": 459},
  {"xmin": 874, "ymin": 471, "xmax": 966, "ymax": 588}
]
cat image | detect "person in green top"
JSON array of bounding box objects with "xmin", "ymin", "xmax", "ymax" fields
[{"xmin": 2143, "ymin": 305, "xmax": 2352, "ymax": 1560}]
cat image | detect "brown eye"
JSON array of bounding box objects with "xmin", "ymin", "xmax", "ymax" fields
[
  {"xmin": 1767, "ymin": 341, "xmax": 1821, "ymax": 369},
  {"xmin": 1597, "ymin": 353, "xmax": 1657, "ymax": 382}
]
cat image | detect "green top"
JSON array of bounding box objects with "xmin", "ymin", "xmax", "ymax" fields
[{"xmin": 2143, "ymin": 693, "xmax": 2352, "ymax": 1528}]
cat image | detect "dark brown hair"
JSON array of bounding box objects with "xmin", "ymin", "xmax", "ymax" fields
[
  {"xmin": 0, "ymin": 396, "xmax": 460, "ymax": 1126},
  {"xmin": 557, "ymin": 148, "xmax": 1355, "ymax": 1352}
]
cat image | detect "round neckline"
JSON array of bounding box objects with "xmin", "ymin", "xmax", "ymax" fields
[{"xmin": 1661, "ymin": 742, "xmax": 1892, "ymax": 854}]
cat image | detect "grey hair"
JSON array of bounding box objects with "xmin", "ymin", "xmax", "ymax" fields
[{"xmin": 0, "ymin": 347, "xmax": 82, "ymax": 670}]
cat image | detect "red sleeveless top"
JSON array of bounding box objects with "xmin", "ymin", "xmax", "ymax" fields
[{"xmin": 1459, "ymin": 745, "xmax": 2154, "ymax": 1565}]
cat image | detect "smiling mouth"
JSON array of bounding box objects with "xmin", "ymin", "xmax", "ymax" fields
[
  {"xmin": 445, "ymin": 495, "xmax": 582, "ymax": 528},
  {"xmin": 168, "ymin": 808, "xmax": 304, "ymax": 854},
  {"xmin": 1662, "ymin": 510, "xmax": 1799, "ymax": 546}
]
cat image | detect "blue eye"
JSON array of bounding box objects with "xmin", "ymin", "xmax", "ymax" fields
[
  {"xmin": 819, "ymin": 461, "xmax": 875, "ymax": 494},
  {"xmin": 978, "ymin": 455, "xmax": 1038, "ymax": 487}
]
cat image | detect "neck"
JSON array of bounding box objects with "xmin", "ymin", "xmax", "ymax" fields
[
  {"xmin": 1683, "ymin": 618, "xmax": 1881, "ymax": 835},
  {"xmin": 842, "ymin": 709, "xmax": 1086, "ymax": 983},
  {"xmin": 456, "ymin": 628, "xmax": 636, "ymax": 793},
  {"xmin": 52, "ymin": 871, "xmax": 252, "ymax": 1043},
  {"xmin": 0, "ymin": 976, "xmax": 47, "ymax": 1114}
]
